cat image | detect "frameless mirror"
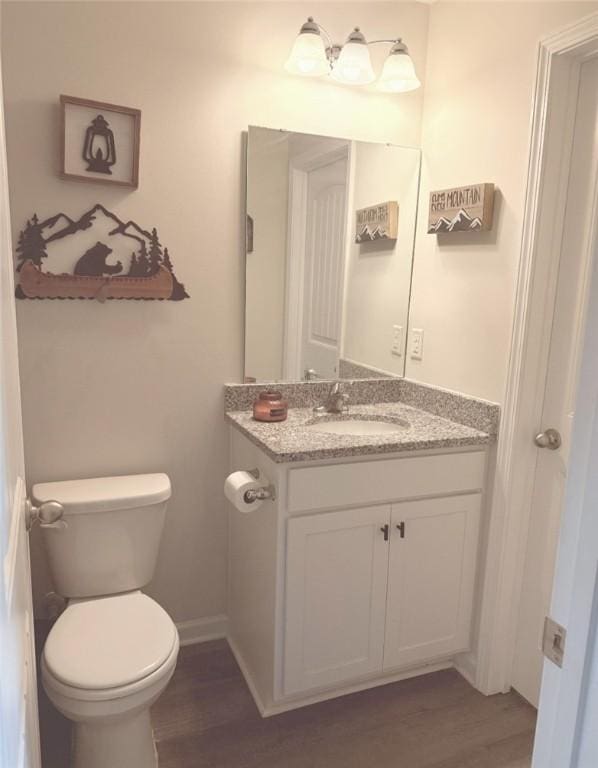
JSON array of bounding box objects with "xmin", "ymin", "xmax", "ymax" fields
[{"xmin": 244, "ymin": 126, "xmax": 420, "ymax": 382}]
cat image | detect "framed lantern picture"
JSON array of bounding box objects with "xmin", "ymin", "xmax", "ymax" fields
[{"xmin": 60, "ymin": 95, "xmax": 141, "ymax": 188}]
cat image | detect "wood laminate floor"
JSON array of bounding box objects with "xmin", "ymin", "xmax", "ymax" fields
[{"xmin": 39, "ymin": 639, "xmax": 536, "ymax": 768}]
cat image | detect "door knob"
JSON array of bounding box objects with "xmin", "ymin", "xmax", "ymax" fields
[{"xmin": 534, "ymin": 428, "xmax": 562, "ymax": 450}]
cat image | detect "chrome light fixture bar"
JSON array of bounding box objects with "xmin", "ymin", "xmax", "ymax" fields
[{"xmin": 285, "ymin": 17, "xmax": 421, "ymax": 93}]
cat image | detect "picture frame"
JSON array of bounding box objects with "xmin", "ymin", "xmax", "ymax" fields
[{"xmin": 60, "ymin": 95, "xmax": 141, "ymax": 188}]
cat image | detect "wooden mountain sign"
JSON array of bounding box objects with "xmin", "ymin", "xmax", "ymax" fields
[
  {"xmin": 428, "ymin": 183, "xmax": 495, "ymax": 234},
  {"xmin": 355, "ymin": 201, "xmax": 398, "ymax": 243},
  {"xmin": 15, "ymin": 204, "xmax": 189, "ymax": 301}
]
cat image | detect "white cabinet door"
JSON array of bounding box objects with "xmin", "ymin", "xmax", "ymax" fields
[
  {"xmin": 384, "ymin": 494, "xmax": 481, "ymax": 671},
  {"xmin": 284, "ymin": 505, "xmax": 390, "ymax": 695}
]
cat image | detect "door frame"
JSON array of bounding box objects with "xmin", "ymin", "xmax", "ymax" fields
[
  {"xmin": 0, "ymin": 30, "xmax": 42, "ymax": 766},
  {"xmin": 476, "ymin": 11, "xmax": 598, "ymax": 700},
  {"xmin": 283, "ymin": 142, "xmax": 352, "ymax": 380}
]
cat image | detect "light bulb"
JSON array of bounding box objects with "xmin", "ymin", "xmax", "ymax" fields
[
  {"xmin": 377, "ymin": 41, "xmax": 421, "ymax": 93},
  {"xmin": 331, "ymin": 28, "xmax": 375, "ymax": 85},
  {"xmin": 285, "ymin": 18, "xmax": 330, "ymax": 78}
]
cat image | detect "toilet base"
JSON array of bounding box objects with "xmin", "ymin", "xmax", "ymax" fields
[{"xmin": 71, "ymin": 708, "xmax": 157, "ymax": 768}]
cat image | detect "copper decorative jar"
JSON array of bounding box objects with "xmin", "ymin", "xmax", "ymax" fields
[{"xmin": 253, "ymin": 391, "xmax": 288, "ymax": 422}]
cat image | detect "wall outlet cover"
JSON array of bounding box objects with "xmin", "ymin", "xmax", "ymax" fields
[{"xmin": 410, "ymin": 328, "xmax": 424, "ymax": 360}]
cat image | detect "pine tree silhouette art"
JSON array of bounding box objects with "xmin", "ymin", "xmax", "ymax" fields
[
  {"xmin": 16, "ymin": 214, "xmax": 48, "ymax": 271},
  {"xmin": 148, "ymin": 228, "xmax": 163, "ymax": 275},
  {"xmin": 128, "ymin": 251, "xmax": 139, "ymax": 276},
  {"xmin": 162, "ymin": 247, "xmax": 189, "ymax": 300},
  {"xmin": 136, "ymin": 242, "xmax": 150, "ymax": 276}
]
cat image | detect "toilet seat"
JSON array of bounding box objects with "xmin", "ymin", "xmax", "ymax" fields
[
  {"xmin": 43, "ymin": 592, "xmax": 178, "ymax": 693},
  {"xmin": 42, "ymin": 638, "xmax": 179, "ymax": 705}
]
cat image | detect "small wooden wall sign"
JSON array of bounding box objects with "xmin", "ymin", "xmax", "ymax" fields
[
  {"xmin": 61, "ymin": 95, "xmax": 141, "ymax": 188},
  {"xmin": 15, "ymin": 204, "xmax": 189, "ymax": 301},
  {"xmin": 355, "ymin": 201, "xmax": 398, "ymax": 243},
  {"xmin": 428, "ymin": 183, "xmax": 495, "ymax": 234}
]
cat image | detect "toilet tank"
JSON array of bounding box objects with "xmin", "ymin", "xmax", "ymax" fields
[{"xmin": 33, "ymin": 473, "xmax": 171, "ymax": 599}]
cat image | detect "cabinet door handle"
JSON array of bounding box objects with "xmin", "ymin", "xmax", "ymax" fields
[
  {"xmin": 396, "ymin": 522, "xmax": 406, "ymax": 539},
  {"xmin": 380, "ymin": 524, "xmax": 390, "ymax": 541}
]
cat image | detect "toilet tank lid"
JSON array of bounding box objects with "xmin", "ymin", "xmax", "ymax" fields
[{"xmin": 32, "ymin": 473, "xmax": 171, "ymax": 514}]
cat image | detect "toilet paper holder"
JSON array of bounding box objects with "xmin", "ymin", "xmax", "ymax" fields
[{"xmin": 246, "ymin": 468, "xmax": 276, "ymax": 503}]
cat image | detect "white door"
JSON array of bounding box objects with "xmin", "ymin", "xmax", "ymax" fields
[
  {"xmin": 301, "ymin": 157, "xmax": 347, "ymax": 380},
  {"xmin": 384, "ymin": 495, "xmax": 481, "ymax": 671},
  {"xmin": 511, "ymin": 56, "xmax": 598, "ymax": 708},
  {"xmin": 532, "ymin": 55, "xmax": 598, "ymax": 767},
  {"xmin": 0, "ymin": 45, "xmax": 42, "ymax": 768},
  {"xmin": 284, "ymin": 506, "xmax": 389, "ymax": 695}
]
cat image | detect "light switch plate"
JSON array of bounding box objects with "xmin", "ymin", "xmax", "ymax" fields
[
  {"xmin": 410, "ymin": 328, "xmax": 424, "ymax": 360},
  {"xmin": 391, "ymin": 325, "xmax": 403, "ymax": 357}
]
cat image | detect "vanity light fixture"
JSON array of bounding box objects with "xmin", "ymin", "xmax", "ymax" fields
[
  {"xmin": 331, "ymin": 27, "xmax": 375, "ymax": 86},
  {"xmin": 284, "ymin": 17, "xmax": 331, "ymax": 77},
  {"xmin": 377, "ymin": 40, "xmax": 421, "ymax": 93},
  {"xmin": 285, "ymin": 17, "xmax": 421, "ymax": 93}
]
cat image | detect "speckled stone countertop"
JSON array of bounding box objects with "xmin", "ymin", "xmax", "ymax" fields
[{"xmin": 226, "ymin": 402, "xmax": 492, "ymax": 463}]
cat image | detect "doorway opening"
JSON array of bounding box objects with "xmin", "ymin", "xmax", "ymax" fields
[{"xmin": 284, "ymin": 141, "xmax": 351, "ymax": 381}]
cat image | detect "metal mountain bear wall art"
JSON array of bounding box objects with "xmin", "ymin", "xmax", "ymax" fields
[{"xmin": 15, "ymin": 204, "xmax": 189, "ymax": 301}]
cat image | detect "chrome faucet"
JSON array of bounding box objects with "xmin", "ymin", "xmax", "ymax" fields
[{"xmin": 313, "ymin": 382, "xmax": 350, "ymax": 415}]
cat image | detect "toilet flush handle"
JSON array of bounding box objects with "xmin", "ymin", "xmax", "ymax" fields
[{"xmin": 26, "ymin": 499, "xmax": 64, "ymax": 531}]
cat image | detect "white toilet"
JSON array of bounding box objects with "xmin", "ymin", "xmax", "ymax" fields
[{"xmin": 35, "ymin": 473, "xmax": 180, "ymax": 768}]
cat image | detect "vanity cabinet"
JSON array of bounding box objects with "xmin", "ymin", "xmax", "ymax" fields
[
  {"xmin": 284, "ymin": 505, "xmax": 390, "ymax": 694},
  {"xmin": 227, "ymin": 428, "xmax": 489, "ymax": 716},
  {"xmin": 283, "ymin": 495, "xmax": 481, "ymax": 695},
  {"xmin": 383, "ymin": 495, "xmax": 481, "ymax": 671}
]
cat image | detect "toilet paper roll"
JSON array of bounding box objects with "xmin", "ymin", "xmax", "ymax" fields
[{"xmin": 224, "ymin": 471, "xmax": 264, "ymax": 513}]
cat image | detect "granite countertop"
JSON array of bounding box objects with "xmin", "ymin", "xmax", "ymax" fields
[{"xmin": 225, "ymin": 402, "xmax": 492, "ymax": 463}]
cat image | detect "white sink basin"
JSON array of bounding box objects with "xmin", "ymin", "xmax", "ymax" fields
[{"xmin": 306, "ymin": 419, "xmax": 408, "ymax": 436}]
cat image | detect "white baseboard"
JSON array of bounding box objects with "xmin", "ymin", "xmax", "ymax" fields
[
  {"xmin": 228, "ymin": 634, "xmax": 454, "ymax": 718},
  {"xmin": 176, "ymin": 614, "xmax": 228, "ymax": 646},
  {"xmin": 454, "ymin": 651, "xmax": 478, "ymax": 688},
  {"xmin": 187, "ymin": 624, "xmax": 481, "ymax": 714},
  {"xmin": 258, "ymin": 661, "xmax": 455, "ymax": 718},
  {"xmin": 227, "ymin": 636, "xmax": 269, "ymax": 716}
]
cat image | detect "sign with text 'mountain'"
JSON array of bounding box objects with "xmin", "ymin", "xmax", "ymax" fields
[
  {"xmin": 355, "ymin": 201, "xmax": 399, "ymax": 243},
  {"xmin": 428, "ymin": 184, "xmax": 495, "ymax": 234}
]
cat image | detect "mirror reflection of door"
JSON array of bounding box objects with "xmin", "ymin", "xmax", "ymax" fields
[
  {"xmin": 244, "ymin": 127, "xmax": 421, "ymax": 384},
  {"xmin": 300, "ymin": 156, "xmax": 347, "ymax": 381}
]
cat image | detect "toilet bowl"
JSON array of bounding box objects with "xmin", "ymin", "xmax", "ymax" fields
[
  {"xmin": 34, "ymin": 473, "xmax": 179, "ymax": 768},
  {"xmin": 42, "ymin": 591, "xmax": 179, "ymax": 768}
]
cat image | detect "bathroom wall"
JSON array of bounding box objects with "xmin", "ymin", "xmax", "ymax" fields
[
  {"xmin": 0, "ymin": 1, "xmax": 429, "ymax": 624},
  {"xmin": 405, "ymin": 1, "xmax": 598, "ymax": 403}
]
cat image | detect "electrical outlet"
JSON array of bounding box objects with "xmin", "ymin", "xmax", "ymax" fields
[
  {"xmin": 391, "ymin": 325, "xmax": 403, "ymax": 357},
  {"xmin": 410, "ymin": 328, "xmax": 424, "ymax": 360}
]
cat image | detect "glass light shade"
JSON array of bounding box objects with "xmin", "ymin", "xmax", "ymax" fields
[
  {"xmin": 331, "ymin": 41, "xmax": 375, "ymax": 85},
  {"xmin": 285, "ymin": 31, "xmax": 330, "ymax": 77},
  {"xmin": 377, "ymin": 50, "xmax": 421, "ymax": 92}
]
